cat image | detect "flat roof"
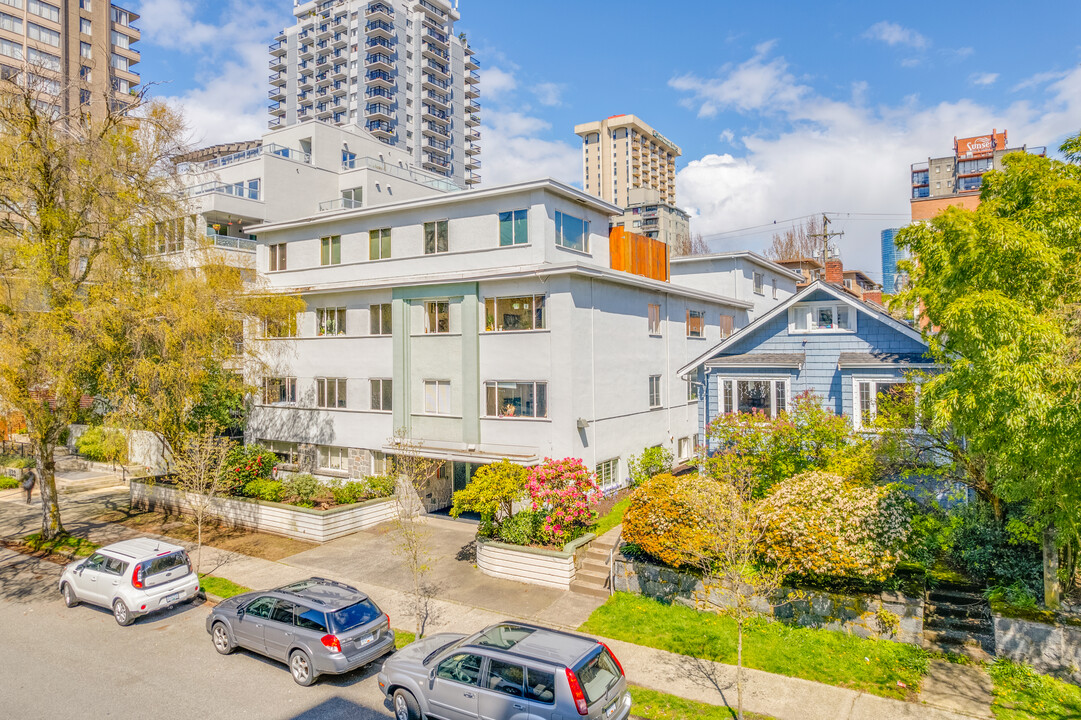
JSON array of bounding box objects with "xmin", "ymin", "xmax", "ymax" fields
[{"xmin": 671, "ymin": 251, "xmax": 804, "ymax": 281}]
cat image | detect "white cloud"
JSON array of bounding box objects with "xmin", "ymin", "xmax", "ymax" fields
[
  {"xmin": 970, "ymin": 72, "xmax": 999, "ymax": 86},
  {"xmin": 136, "ymin": 0, "xmax": 218, "ymax": 50},
  {"xmin": 863, "ymin": 21, "xmax": 929, "ymax": 50},
  {"xmin": 478, "ymin": 67, "xmax": 518, "ymax": 100},
  {"xmin": 1013, "ymin": 70, "xmax": 1070, "ymax": 92},
  {"xmin": 671, "ymin": 47, "xmax": 1081, "ymax": 276},
  {"xmin": 531, "ymin": 82, "xmax": 564, "ymax": 107},
  {"xmin": 670, "ymin": 43, "xmax": 808, "ymax": 117}
]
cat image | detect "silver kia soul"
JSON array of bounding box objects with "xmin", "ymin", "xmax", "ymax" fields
[
  {"xmin": 58, "ymin": 538, "xmax": 200, "ymax": 626},
  {"xmin": 379, "ymin": 622, "xmax": 632, "ymax": 720}
]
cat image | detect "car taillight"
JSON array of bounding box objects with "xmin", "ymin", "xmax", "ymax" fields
[
  {"xmin": 600, "ymin": 642, "xmax": 625, "ymax": 676},
  {"xmin": 185, "ymin": 555, "xmax": 193, "ymax": 574},
  {"xmin": 565, "ymin": 667, "xmax": 589, "ymax": 716},
  {"xmin": 321, "ymin": 634, "xmax": 342, "ymax": 653},
  {"xmin": 131, "ymin": 563, "xmax": 144, "ymax": 589},
  {"xmin": 384, "ymin": 613, "xmax": 390, "ymax": 627}
]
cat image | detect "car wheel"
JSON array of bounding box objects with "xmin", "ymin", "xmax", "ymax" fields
[
  {"xmin": 112, "ymin": 599, "xmax": 134, "ymax": 627},
  {"xmin": 393, "ymin": 689, "xmax": 422, "ymax": 720},
  {"xmin": 61, "ymin": 582, "xmax": 79, "ymax": 608},
  {"xmin": 211, "ymin": 622, "xmax": 235, "ymax": 655},
  {"xmin": 289, "ymin": 649, "xmax": 316, "ymax": 686}
]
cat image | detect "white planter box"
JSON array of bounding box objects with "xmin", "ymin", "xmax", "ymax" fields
[
  {"xmin": 130, "ymin": 480, "xmax": 397, "ymax": 543},
  {"xmin": 476, "ymin": 534, "xmax": 595, "ymax": 590}
]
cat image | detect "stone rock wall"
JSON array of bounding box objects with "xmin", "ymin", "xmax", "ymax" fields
[{"xmin": 994, "ymin": 615, "xmax": 1081, "ymax": 683}]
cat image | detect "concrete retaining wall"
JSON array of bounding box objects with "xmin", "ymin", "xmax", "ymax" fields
[
  {"xmin": 70, "ymin": 424, "xmax": 169, "ymax": 471},
  {"xmin": 994, "ymin": 615, "xmax": 1081, "ymax": 682},
  {"xmin": 476, "ymin": 534, "xmax": 595, "ymax": 590},
  {"xmin": 130, "ymin": 480, "xmax": 397, "ymax": 543},
  {"xmin": 613, "ymin": 554, "xmax": 924, "ymax": 645}
]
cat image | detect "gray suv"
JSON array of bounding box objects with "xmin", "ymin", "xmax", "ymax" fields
[
  {"xmin": 378, "ymin": 622, "xmax": 631, "ymax": 720},
  {"xmin": 205, "ymin": 577, "xmax": 394, "ymax": 686}
]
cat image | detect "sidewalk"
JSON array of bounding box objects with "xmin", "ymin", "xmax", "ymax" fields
[{"xmin": 0, "ymin": 482, "xmax": 983, "ymax": 720}]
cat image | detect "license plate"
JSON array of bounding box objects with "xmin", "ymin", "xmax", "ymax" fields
[
  {"xmin": 359, "ymin": 634, "xmax": 374, "ymax": 647},
  {"xmin": 604, "ymin": 697, "xmax": 619, "ymax": 719},
  {"xmin": 164, "ymin": 592, "xmax": 180, "ymax": 604}
]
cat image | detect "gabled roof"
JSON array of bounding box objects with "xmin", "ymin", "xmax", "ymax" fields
[
  {"xmin": 677, "ymin": 280, "xmax": 929, "ymax": 377},
  {"xmin": 669, "ymin": 250, "xmax": 804, "ymax": 282}
]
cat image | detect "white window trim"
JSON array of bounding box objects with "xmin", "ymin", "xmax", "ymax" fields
[
  {"xmin": 648, "ymin": 374, "xmax": 662, "ymax": 409},
  {"xmin": 719, "ymin": 377, "xmax": 790, "ymax": 418},
  {"xmin": 596, "ymin": 458, "xmax": 621, "ymax": 492},
  {"xmin": 422, "ymin": 379, "xmax": 452, "ymax": 415},
  {"xmin": 788, "ymin": 301, "xmax": 858, "ymax": 335},
  {"xmin": 317, "ymin": 445, "xmax": 349, "ymax": 472},
  {"xmin": 851, "ymin": 377, "xmax": 920, "ymax": 431}
]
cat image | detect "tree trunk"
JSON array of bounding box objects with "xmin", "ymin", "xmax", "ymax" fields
[
  {"xmin": 1044, "ymin": 525, "xmax": 1061, "ymax": 609},
  {"xmin": 737, "ymin": 613, "xmax": 744, "ymax": 720},
  {"xmin": 35, "ymin": 435, "xmax": 63, "ymax": 540}
]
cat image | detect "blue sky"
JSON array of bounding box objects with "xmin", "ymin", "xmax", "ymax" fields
[{"xmin": 134, "ymin": 0, "xmax": 1081, "ymax": 278}]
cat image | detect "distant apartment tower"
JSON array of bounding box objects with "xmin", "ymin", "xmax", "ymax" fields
[
  {"xmin": 269, "ymin": 0, "xmax": 480, "ymax": 189},
  {"xmin": 910, "ymin": 130, "xmax": 1045, "ymax": 221},
  {"xmin": 575, "ymin": 114, "xmax": 680, "ymax": 208},
  {"xmin": 613, "ymin": 187, "xmax": 690, "ymax": 249},
  {"xmin": 0, "ymin": 1, "xmax": 140, "ymax": 114},
  {"xmin": 880, "ymin": 228, "xmax": 910, "ymax": 294}
]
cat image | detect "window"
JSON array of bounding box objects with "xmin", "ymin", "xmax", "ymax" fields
[
  {"xmin": 424, "ymin": 220, "xmax": 448, "ymax": 254},
  {"xmin": 316, "ymin": 377, "xmax": 347, "ymax": 409},
  {"xmin": 525, "ymin": 668, "xmax": 556, "ymax": 704},
  {"xmin": 0, "ymin": 38, "xmax": 21, "ymax": 61},
  {"xmin": 263, "ymin": 377, "xmax": 297, "ymax": 405},
  {"xmin": 720, "ymin": 379, "xmax": 788, "ymax": 418},
  {"xmin": 262, "ymin": 440, "xmax": 298, "ymax": 465},
  {"xmin": 772, "ymin": 278, "xmax": 778, "ymax": 299},
  {"xmin": 647, "ymin": 303, "xmax": 661, "ymax": 334},
  {"xmin": 596, "ymin": 458, "xmax": 619, "ymax": 492},
  {"xmin": 436, "ymin": 653, "xmax": 482, "ymax": 686},
  {"xmin": 111, "ymin": 6, "xmax": 129, "ymax": 25},
  {"xmin": 268, "ymin": 243, "xmax": 287, "ymax": 271},
  {"xmin": 370, "ymin": 378, "xmax": 392, "ymax": 411},
  {"xmin": 486, "ymin": 659, "xmax": 525, "ymax": 697},
  {"xmin": 320, "ymin": 235, "xmax": 341, "ymax": 265},
  {"xmin": 28, "ymin": 47, "xmax": 59, "ymax": 71},
  {"xmin": 555, "ymin": 210, "xmax": 589, "ymax": 252},
  {"xmin": 317, "ymin": 307, "xmax": 346, "ymax": 336},
  {"xmin": 856, "ymin": 380, "xmax": 916, "ymax": 430},
  {"xmin": 687, "ymin": 309, "xmax": 704, "ymax": 338},
  {"xmin": 678, "ymin": 437, "xmax": 691, "ymax": 460},
  {"xmin": 753, "ymin": 272, "xmax": 764, "ymax": 295},
  {"xmin": 423, "ymin": 380, "xmax": 451, "ymax": 415},
  {"xmin": 0, "ymin": 13, "xmax": 22, "ymax": 34},
  {"xmin": 788, "ymin": 302, "xmax": 856, "ymax": 334},
  {"xmin": 719, "ymin": 314, "xmax": 734, "ymax": 338},
  {"xmin": 318, "ymin": 445, "xmax": 348, "ymax": 471},
  {"xmin": 484, "ymin": 295, "xmax": 545, "ymax": 332},
  {"xmin": 341, "ymin": 187, "xmax": 362, "ymax": 208},
  {"xmin": 110, "ymin": 29, "xmax": 129, "ymax": 49},
  {"xmin": 28, "ymin": 0, "xmax": 59, "ymax": 22},
  {"xmin": 648, "ymin": 375, "xmax": 662, "ymax": 409},
  {"xmin": 0, "ymin": 0, "xmax": 22, "ymax": 9},
  {"xmin": 369, "ymin": 303, "xmax": 392, "ymax": 335},
  {"xmin": 498, "ymin": 209, "xmax": 528, "ymax": 246},
  {"xmin": 264, "ymin": 314, "xmax": 297, "ymax": 338},
  {"xmin": 368, "ymin": 227, "xmax": 391, "ymax": 260},
  {"xmin": 296, "ymin": 607, "xmax": 328, "ymax": 632},
  {"xmin": 425, "ymin": 301, "xmax": 449, "ymax": 334},
  {"xmin": 80, "ymin": 0, "xmax": 90, "ymax": 9},
  {"xmin": 27, "ymin": 23, "xmax": 60, "ymax": 47},
  {"xmin": 244, "ymin": 597, "xmax": 275, "ymax": 620},
  {"xmin": 687, "ymin": 380, "xmax": 698, "ymax": 401},
  {"xmin": 485, "ymin": 382, "xmax": 547, "ymax": 418},
  {"xmin": 80, "ymin": 41, "xmax": 92, "ymax": 59},
  {"xmin": 80, "ymin": 17, "xmax": 91, "ymax": 34},
  {"xmin": 370, "ymin": 450, "xmax": 387, "ymax": 475}
]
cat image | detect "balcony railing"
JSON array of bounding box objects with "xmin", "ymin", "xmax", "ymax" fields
[
  {"xmin": 185, "ymin": 181, "xmax": 261, "ymax": 201},
  {"xmin": 341, "ymin": 155, "xmax": 459, "ymax": 193},
  {"xmin": 178, "ymin": 142, "xmax": 311, "ymax": 173},
  {"xmin": 318, "ymin": 197, "xmax": 362, "ymax": 212},
  {"xmin": 206, "ymin": 233, "xmax": 257, "ymax": 252}
]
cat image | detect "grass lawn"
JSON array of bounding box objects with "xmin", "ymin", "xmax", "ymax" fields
[
  {"xmin": 989, "ymin": 658, "xmax": 1081, "ymax": 720},
  {"xmin": 22, "ymin": 532, "xmax": 100, "ymax": 558},
  {"xmin": 593, "ymin": 496, "xmax": 631, "ymax": 537},
  {"xmin": 580, "ymin": 593, "xmax": 929, "ymax": 700},
  {"xmin": 394, "ymin": 630, "xmax": 416, "ymax": 650},
  {"xmin": 630, "ymin": 684, "xmax": 774, "ymax": 720},
  {"xmin": 198, "ymin": 574, "xmax": 251, "ymax": 600}
]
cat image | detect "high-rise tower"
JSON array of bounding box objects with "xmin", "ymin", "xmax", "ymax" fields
[{"xmin": 574, "ymin": 114, "xmax": 679, "ymax": 208}]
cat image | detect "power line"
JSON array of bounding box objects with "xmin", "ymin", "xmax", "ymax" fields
[{"xmin": 698, "ymin": 211, "xmax": 909, "ymax": 241}]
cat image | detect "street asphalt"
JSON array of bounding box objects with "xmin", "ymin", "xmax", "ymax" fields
[{"xmin": 0, "ymin": 546, "xmax": 396, "ymax": 720}]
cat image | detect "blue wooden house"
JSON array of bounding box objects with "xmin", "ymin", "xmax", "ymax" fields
[{"xmin": 678, "ymin": 280, "xmax": 934, "ymax": 437}]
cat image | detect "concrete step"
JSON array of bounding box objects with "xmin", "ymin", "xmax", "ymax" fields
[
  {"xmin": 923, "ymin": 628, "xmax": 995, "ymax": 652},
  {"xmin": 575, "ymin": 568, "xmax": 608, "ymax": 583},
  {"xmin": 928, "ymin": 588, "xmax": 984, "ymax": 604},
  {"xmin": 926, "ymin": 614, "xmax": 993, "ymax": 634},
  {"xmin": 59, "ymin": 476, "xmax": 125, "ymax": 494},
  {"xmin": 580, "ymin": 560, "xmax": 609, "ymax": 575},
  {"xmin": 569, "ymin": 580, "xmax": 610, "ymax": 599},
  {"xmin": 923, "ymin": 638, "xmax": 994, "ymax": 662},
  {"xmin": 926, "ymin": 601, "xmax": 989, "ymax": 620}
]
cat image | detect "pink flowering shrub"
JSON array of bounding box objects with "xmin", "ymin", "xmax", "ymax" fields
[{"xmin": 526, "ymin": 457, "xmax": 601, "ymax": 545}]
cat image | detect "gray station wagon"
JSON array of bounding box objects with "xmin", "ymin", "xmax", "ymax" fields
[
  {"xmin": 378, "ymin": 622, "xmax": 631, "ymax": 720},
  {"xmin": 205, "ymin": 576, "xmax": 395, "ymax": 686}
]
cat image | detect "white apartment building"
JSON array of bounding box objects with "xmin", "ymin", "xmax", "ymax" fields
[
  {"xmin": 269, "ymin": 0, "xmax": 480, "ymax": 189},
  {"xmin": 671, "ymin": 252, "xmax": 801, "ymax": 318},
  {"xmin": 244, "ymin": 178, "xmax": 755, "ymax": 510}
]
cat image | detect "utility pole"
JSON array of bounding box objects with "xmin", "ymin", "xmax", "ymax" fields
[{"xmin": 808, "ymin": 213, "xmax": 844, "ymax": 264}]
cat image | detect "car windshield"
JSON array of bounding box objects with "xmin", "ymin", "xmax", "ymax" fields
[
  {"xmin": 576, "ymin": 648, "xmax": 621, "ymax": 705},
  {"xmin": 329, "ymin": 599, "xmax": 380, "ymax": 633}
]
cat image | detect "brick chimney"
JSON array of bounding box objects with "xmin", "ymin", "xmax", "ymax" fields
[
  {"xmin": 824, "ymin": 257, "xmax": 843, "ymax": 284},
  {"xmin": 863, "ymin": 289, "xmax": 883, "ymax": 305}
]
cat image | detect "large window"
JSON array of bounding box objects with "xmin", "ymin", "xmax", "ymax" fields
[
  {"xmin": 317, "ymin": 307, "xmax": 346, "ymax": 336},
  {"xmin": 318, "ymin": 445, "xmax": 348, "ymax": 472},
  {"xmin": 369, "ymin": 227, "xmax": 391, "ymax": 260},
  {"xmin": 370, "ymin": 378, "xmax": 392, "ymax": 411},
  {"xmin": 0, "ymin": 38, "xmax": 22, "ymax": 61},
  {"xmin": 555, "ymin": 210, "xmax": 589, "ymax": 253},
  {"xmin": 596, "ymin": 458, "xmax": 619, "ymax": 492},
  {"xmin": 27, "ymin": 47, "xmax": 58, "ymax": 71},
  {"xmin": 648, "ymin": 375, "xmax": 662, "ymax": 409},
  {"xmin": 262, "ymin": 439, "xmax": 298, "ymax": 465},
  {"xmin": 788, "ymin": 302, "xmax": 855, "ymax": 334},
  {"xmin": 316, "ymin": 378, "xmax": 347, "ymax": 408},
  {"xmin": 320, "ymin": 235, "xmax": 341, "ymax": 266},
  {"xmin": 264, "ymin": 314, "xmax": 297, "ymax": 338},
  {"xmin": 263, "ymin": 377, "xmax": 297, "ymax": 405},
  {"xmin": 369, "ymin": 303, "xmax": 392, "ymax": 335},
  {"xmin": 110, "ymin": 29, "xmax": 129, "ymax": 49},
  {"xmin": 753, "ymin": 272, "xmax": 765, "ymax": 295},
  {"xmin": 720, "ymin": 378, "xmax": 788, "ymax": 418},
  {"xmin": 28, "ymin": 0, "xmax": 59, "ymax": 23},
  {"xmin": 424, "ymin": 220, "xmax": 448, "ymax": 254},
  {"xmin": 719, "ymin": 314, "xmax": 734, "ymax": 338},
  {"xmin": 485, "ymin": 381, "xmax": 547, "ymax": 418},
  {"xmin": 425, "ymin": 301, "xmax": 449, "ymax": 334},
  {"xmin": 499, "ymin": 209, "xmax": 528, "ymax": 246},
  {"xmin": 648, "ymin": 303, "xmax": 661, "ymax": 335},
  {"xmin": 269, "ymin": 243, "xmax": 287, "ymax": 271},
  {"xmin": 423, "ymin": 380, "xmax": 451, "ymax": 415},
  {"xmin": 484, "ymin": 295, "xmax": 545, "ymax": 332},
  {"xmin": 856, "ymin": 380, "xmax": 916, "ymax": 430},
  {"xmin": 0, "ymin": 13, "xmax": 22, "ymax": 34},
  {"xmin": 687, "ymin": 309, "xmax": 704, "ymax": 338}
]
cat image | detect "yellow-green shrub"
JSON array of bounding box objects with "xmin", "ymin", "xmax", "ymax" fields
[{"xmin": 622, "ymin": 473, "xmax": 733, "ymax": 569}]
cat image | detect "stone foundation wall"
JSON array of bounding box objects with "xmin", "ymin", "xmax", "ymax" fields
[
  {"xmin": 613, "ymin": 554, "xmax": 923, "ymax": 645},
  {"xmin": 994, "ymin": 615, "xmax": 1081, "ymax": 683}
]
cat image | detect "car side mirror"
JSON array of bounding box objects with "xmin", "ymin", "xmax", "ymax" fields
[{"xmin": 75, "ymin": 563, "xmax": 86, "ymax": 573}]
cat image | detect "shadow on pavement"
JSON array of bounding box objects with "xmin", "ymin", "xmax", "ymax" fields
[
  {"xmin": 288, "ymin": 695, "xmax": 390, "ymax": 720},
  {"xmin": 0, "ymin": 550, "xmax": 61, "ymax": 603}
]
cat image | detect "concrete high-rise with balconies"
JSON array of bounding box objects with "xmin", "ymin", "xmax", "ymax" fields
[
  {"xmin": 269, "ymin": 0, "xmax": 479, "ymax": 190},
  {"xmin": 0, "ymin": 1, "xmax": 140, "ymax": 115},
  {"xmin": 574, "ymin": 114, "xmax": 680, "ymax": 208}
]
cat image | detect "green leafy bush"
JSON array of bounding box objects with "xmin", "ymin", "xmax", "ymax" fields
[
  {"xmin": 75, "ymin": 426, "xmax": 127, "ymax": 464},
  {"xmin": 940, "ymin": 503, "xmax": 1041, "ymax": 595},
  {"xmin": 0, "ymin": 454, "xmax": 34, "ymax": 469},
  {"xmin": 627, "ymin": 446, "xmax": 673, "ymax": 486},
  {"xmin": 223, "ymin": 445, "xmax": 277, "ymax": 488},
  {"xmin": 240, "ymin": 477, "xmax": 284, "ymax": 502},
  {"xmin": 330, "ymin": 476, "xmax": 396, "ymax": 505},
  {"xmin": 498, "ymin": 510, "xmax": 542, "ymax": 546},
  {"xmin": 450, "ymin": 459, "xmax": 526, "ymax": 534},
  {"xmin": 622, "ymin": 473, "xmax": 734, "ymax": 569},
  {"xmin": 0, "ymin": 476, "xmax": 18, "ymax": 490},
  {"xmin": 282, "ymin": 473, "xmax": 320, "ymax": 506}
]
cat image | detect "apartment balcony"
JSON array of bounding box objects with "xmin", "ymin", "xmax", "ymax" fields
[
  {"xmin": 422, "ymin": 121, "xmax": 450, "ymax": 141},
  {"xmin": 332, "ymin": 33, "xmax": 348, "ymax": 49},
  {"xmin": 365, "ymin": 3, "xmax": 394, "ymax": 22},
  {"xmin": 269, "ymin": 72, "xmax": 287, "ymax": 87},
  {"xmin": 366, "ymin": 87, "xmax": 394, "ymax": 100},
  {"xmin": 269, "ymin": 56, "xmax": 287, "ymax": 72},
  {"xmin": 269, "ymin": 102, "xmax": 286, "ymax": 117},
  {"xmin": 318, "ymin": 197, "xmax": 362, "ymax": 213},
  {"xmin": 466, "ymin": 157, "xmax": 480, "ymax": 171},
  {"xmin": 316, "ymin": 23, "xmax": 332, "ymax": 39},
  {"xmin": 423, "ymin": 26, "xmax": 449, "ymax": 46},
  {"xmin": 422, "ymin": 42, "xmax": 450, "ymax": 61},
  {"xmin": 365, "ymin": 19, "xmax": 394, "ymax": 39},
  {"xmin": 424, "ymin": 59, "xmax": 450, "ymax": 80},
  {"xmin": 465, "ymin": 69, "xmax": 480, "ymax": 84},
  {"xmin": 424, "ymin": 89, "xmax": 449, "ymax": 108},
  {"xmin": 465, "ymin": 99, "xmax": 480, "ymax": 114},
  {"xmin": 269, "ymin": 117, "xmax": 283, "ymax": 129},
  {"xmin": 465, "ymin": 55, "xmax": 479, "ymax": 71},
  {"xmin": 366, "ymin": 120, "xmax": 394, "ymax": 139},
  {"xmin": 465, "ymin": 174, "xmax": 480, "ymax": 186},
  {"xmin": 269, "ymin": 39, "xmax": 288, "ymax": 56},
  {"xmin": 299, "ymin": 74, "xmax": 313, "ymax": 90},
  {"xmin": 422, "ymin": 153, "xmax": 450, "ymax": 171},
  {"xmin": 425, "ymin": 138, "xmax": 450, "ymax": 155},
  {"xmin": 366, "ymin": 36, "xmax": 394, "ymax": 52},
  {"xmin": 366, "ymin": 69, "xmax": 395, "ymax": 89},
  {"xmin": 331, "ymin": 84, "xmax": 347, "ymax": 97},
  {"xmin": 366, "ymin": 54, "xmax": 393, "ymax": 72},
  {"xmin": 269, "ymin": 86, "xmax": 286, "ymax": 102},
  {"xmin": 316, "ymin": 54, "xmax": 330, "ymax": 68},
  {"xmin": 465, "ymin": 85, "xmax": 479, "ymax": 99},
  {"xmin": 465, "ymin": 142, "xmax": 480, "ymax": 155},
  {"xmin": 466, "ymin": 129, "xmax": 480, "ymax": 143},
  {"xmin": 275, "ymin": 28, "xmax": 287, "ymax": 42},
  {"xmin": 421, "ymin": 104, "xmax": 448, "ymax": 122},
  {"xmin": 422, "ymin": 73, "xmax": 449, "ymax": 91},
  {"xmin": 366, "ymin": 103, "xmax": 393, "ymax": 122},
  {"xmin": 332, "ymin": 64, "xmax": 348, "ymax": 81},
  {"xmin": 332, "ymin": 14, "xmax": 348, "ymax": 29},
  {"xmin": 417, "ymin": 0, "xmax": 449, "ymax": 22},
  {"xmin": 465, "ymin": 113, "xmax": 480, "ymax": 127},
  {"xmin": 297, "ymin": 107, "xmax": 312, "ymax": 120},
  {"xmin": 316, "ymin": 106, "xmax": 333, "ymax": 120}
]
